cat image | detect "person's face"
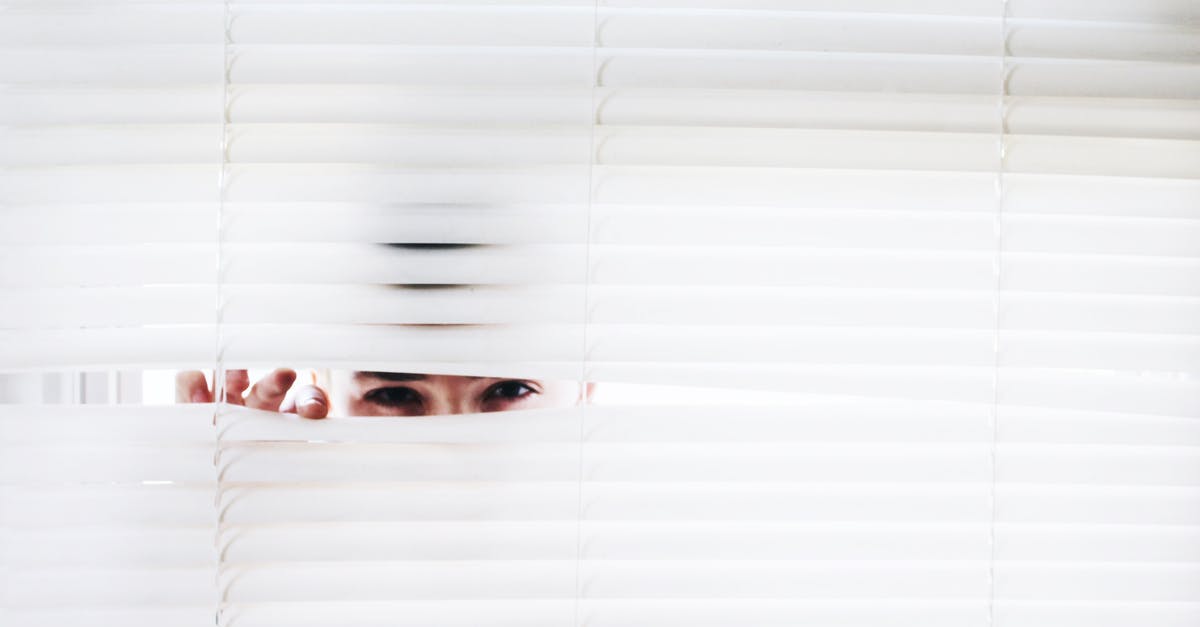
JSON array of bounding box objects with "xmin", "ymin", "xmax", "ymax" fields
[{"xmin": 331, "ymin": 371, "xmax": 586, "ymax": 417}]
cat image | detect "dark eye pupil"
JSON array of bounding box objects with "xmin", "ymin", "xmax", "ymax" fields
[
  {"xmin": 371, "ymin": 387, "xmax": 418, "ymax": 404},
  {"xmin": 493, "ymin": 381, "xmax": 528, "ymax": 399}
]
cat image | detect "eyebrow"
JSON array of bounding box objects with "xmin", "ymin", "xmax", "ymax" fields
[
  {"xmin": 353, "ymin": 372, "xmax": 483, "ymax": 382},
  {"xmin": 354, "ymin": 372, "xmax": 425, "ymax": 382}
]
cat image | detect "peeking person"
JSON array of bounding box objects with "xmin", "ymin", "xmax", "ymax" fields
[{"xmin": 176, "ymin": 368, "xmax": 592, "ymax": 418}]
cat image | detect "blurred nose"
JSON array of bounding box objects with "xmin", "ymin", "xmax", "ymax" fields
[
  {"xmin": 424, "ymin": 393, "xmax": 473, "ymax": 416},
  {"xmin": 421, "ymin": 376, "xmax": 480, "ymax": 416}
]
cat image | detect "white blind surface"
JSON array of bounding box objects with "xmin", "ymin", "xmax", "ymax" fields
[{"xmin": 2, "ymin": 1, "xmax": 1199, "ymax": 626}]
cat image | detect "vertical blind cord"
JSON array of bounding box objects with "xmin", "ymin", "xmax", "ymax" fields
[
  {"xmin": 213, "ymin": 1, "xmax": 234, "ymax": 625},
  {"xmin": 986, "ymin": 2, "xmax": 1010, "ymax": 626},
  {"xmin": 573, "ymin": 1, "xmax": 602, "ymax": 624}
]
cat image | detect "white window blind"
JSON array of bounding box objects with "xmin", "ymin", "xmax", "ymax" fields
[{"xmin": 2, "ymin": 1, "xmax": 1199, "ymax": 626}]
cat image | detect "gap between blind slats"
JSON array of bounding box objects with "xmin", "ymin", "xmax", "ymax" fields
[
  {"xmin": 3, "ymin": 0, "xmax": 1194, "ymax": 22},
  {"xmin": 10, "ymin": 33, "xmax": 1193, "ymax": 70},
  {"xmin": 8, "ymin": 247, "xmax": 1198, "ymax": 295},
  {"xmin": 10, "ymin": 444, "xmax": 1198, "ymax": 486},
  {"xmin": 3, "ymin": 131, "xmax": 1198, "ymax": 183},
  {"xmin": 6, "ymin": 403, "xmax": 1200, "ymax": 446},
  {"xmin": 8, "ymin": 286, "xmax": 1198, "ymax": 335}
]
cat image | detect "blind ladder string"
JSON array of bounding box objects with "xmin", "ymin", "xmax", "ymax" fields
[
  {"xmin": 986, "ymin": 2, "xmax": 1010, "ymax": 626},
  {"xmin": 573, "ymin": 1, "xmax": 602, "ymax": 624},
  {"xmin": 212, "ymin": 1, "xmax": 235, "ymax": 625}
]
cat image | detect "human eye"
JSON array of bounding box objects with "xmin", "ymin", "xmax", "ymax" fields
[
  {"xmin": 363, "ymin": 386, "xmax": 423, "ymax": 408},
  {"xmin": 481, "ymin": 380, "xmax": 540, "ymax": 409}
]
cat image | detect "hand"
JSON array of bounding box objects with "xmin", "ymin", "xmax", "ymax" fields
[{"xmin": 175, "ymin": 368, "xmax": 330, "ymax": 419}]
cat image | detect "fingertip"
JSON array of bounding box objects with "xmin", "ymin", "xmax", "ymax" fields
[
  {"xmin": 272, "ymin": 368, "xmax": 297, "ymax": 389},
  {"xmin": 226, "ymin": 369, "xmax": 250, "ymax": 390},
  {"xmin": 222, "ymin": 369, "xmax": 250, "ymax": 405},
  {"xmin": 175, "ymin": 370, "xmax": 210, "ymax": 403},
  {"xmin": 297, "ymin": 397, "xmax": 328, "ymax": 419},
  {"xmin": 175, "ymin": 370, "xmax": 204, "ymax": 388},
  {"xmin": 584, "ymin": 381, "xmax": 597, "ymax": 404},
  {"xmin": 290, "ymin": 384, "xmax": 329, "ymax": 419}
]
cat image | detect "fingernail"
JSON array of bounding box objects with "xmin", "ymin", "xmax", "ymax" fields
[
  {"xmin": 299, "ymin": 397, "xmax": 324, "ymax": 408},
  {"xmin": 298, "ymin": 397, "xmax": 326, "ymax": 417}
]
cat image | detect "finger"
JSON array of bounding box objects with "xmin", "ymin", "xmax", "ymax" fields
[
  {"xmin": 583, "ymin": 381, "xmax": 597, "ymax": 404},
  {"xmin": 281, "ymin": 384, "xmax": 329, "ymax": 419},
  {"xmin": 245, "ymin": 368, "xmax": 297, "ymax": 412},
  {"xmin": 175, "ymin": 371, "xmax": 211, "ymax": 403},
  {"xmin": 224, "ymin": 369, "xmax": 250, "ymax": 405}
]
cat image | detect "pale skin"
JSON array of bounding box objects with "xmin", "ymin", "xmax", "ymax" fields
[{"xmin": 176, "ymin": 368, "xmax": 592, "ymax": 418}]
